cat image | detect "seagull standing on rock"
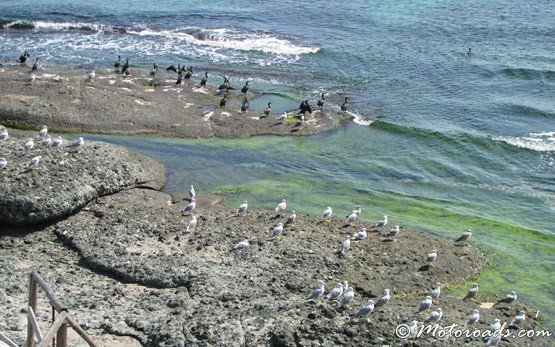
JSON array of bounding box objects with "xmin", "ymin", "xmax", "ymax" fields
[
  {"xmin": 426, "ymin": 249, "xmax": 438, "ymax": 264},
  {"xmin": 510, "ymin": 310, "xmax": 526, "ymax": 326},
  {"xmin": 71, "ymin": 137, "xmax": 85, "ymax": 152},
  {"xmin": 50, "ymin": 136, "xmax": 63, "ymax": 150},
  {"xmin": 0, "ymin": 158, "xmax": 7, "ymax": 171},
  {"xmin": 270, "ymin": 223, "xmax": 283, "ymax": 238},
  {"xmin": 352, "ymin": 227, "xmax": 367, "ymax": 240},
  {"xmin": 306, "ymin": 280, "xmax": 325, "ymax": 300},
  {"xmin": 374, "ymin": 214, "xmax": 388, "ymax": 228},
  {"xmin": 340, "ymin": 236, "xmax": 351, "ymax": 256},
  {"xmin": 425, "ymin": 308, "xmax": 442, "ymax": 323},
  {"xmin": 320, "ymin": 206, "xmax": 333, "ymax": 221},
  {"xmin": 355, "ymin": 299, "xmax": 375, "ymax": 316},
  {"xmin": 189, "ymin": 185, "xmax": 196, "ymax": 199},
  {"xmin": 431, "ymin": 282, "xmax": 441, "ymax": 299},
  {"xmin": 385, "ymin": 225, "xmax": 400, "ymax": 241},
  {"xmin": 181, "ymin": 198, "xmax": 196, "ymax": 214},
  {"xmin": 41, "ymin": 135, "xmax": 52, "ymax": 147},
  {"xmin": 86, "ymin": 69, "xmax": 95, "ymax": 82},
  {"xmin": 38, "ymin": 125, "xmax": 48, "ymax": 139},
  {"xmin": 285, "ymin": 211, "xmax": 297, "ymax": 225},
  {"xmin": 236, "ymin": 201, "xmax": 248, "ymax": 215},
  {"xmin": 465, "ymin": 309, "xmax": 480, "ymax": 326},
  {"xmin": 455, "ymin": 229, "xmax": 472, "ymax": 245},
  {"xmin": 339, "ymin": 287, "xmax": 354, "ymax": 309},
  {"xmin": 495, "ymin": 291, "xmax": 517, "ymax": 307},
  {"xmin": 327, "ymin": 283, "xmax": 343, "ymax": 301},
  {"xmin": 345, "ymin": 210, "xmax": 358, "ymax": 225},
  {"xmin": 416, "ymin": 295, "xmax": 433, "ymax": 313},
  {"xmin": 376, "ymin": 289, "xmax": 390, "ymax": 308},
  {"xmin": 27, "ymin": 156, "xmax": 42, "ymax": 168},
  {"xmin": 24, "ymin": 139, "xmax": 34, "ymax": 153},
  {"xmin": 0, "ymin": 128, "xmax": 8, "ymax": 140},
  {"xmin": 463, "ymin": 283, "xmax": 479, "ymax": 301},
  {"xmin": 185, "ymin": 215, "xmax": 197, "ymax": 232},
  {"xmin": 233, "ymin": 239, "xmax": 249, "ymax": 250},
  {"xmin": 275, "ymin": 199, "xmax": 287, "ymax": 213}
]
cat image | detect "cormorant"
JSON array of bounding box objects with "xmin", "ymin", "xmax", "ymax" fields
[
  {"xmin": 241, "ymin": 97, "xmax": 249, "ymax": 113},
  {"xmin": 263, "ymin": 102, "xmax": 272, "ymax": 117},
  {"xmin": 149, "ymin": 63, "xmax": 158, "ymax": 77},
  {"xmin": 31, "ymin": 58, "xmax": 40, "ymax": 72},
  {"xmin": 298, "ymin": 100, "xmax": 312, "ymax": 114},
  {"xmin": 200, "ymin": 72, "xmax": 208, "ymax": 87},
  {"xmin": 219, "ymin": 95, "xmax": 227, "ymax": 108},
  {"xmin": 184, "ymin": 66, "xmax": 193, "ymax": 79},
  {"xmin": 241, "ymin": 81, "xmax": 249, "ymax": 94},
  {"xmin": 121, "ymin": 58, "xmax": 129, "ymax": 74},
  {"xmin": 19, "ymin": 51, "xmax": 30, "ymax": 64},
  {"xmin": 317, "ymin": 93, "xmax": 325, "ymax": 109},
  {"xmin": 114, "ymin": 55, "xmax": 121, "ymax": 69},
  {"xmin": 175, "ymin": 71, "xmax": 183, "ymax": 86},
  {"xmin": 340, "ymin": 97, "xmax": 349, "ymax": 112},
  {"xmin": 218, "ymin": 77, "xmax": 232, "ymax": 91},
  {"xmin": 166, "ymin": 64, "xmax": 178, "ymax": 73}
]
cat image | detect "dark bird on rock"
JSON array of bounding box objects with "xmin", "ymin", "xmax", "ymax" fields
[
  {"xmin": 219, "ymin": 95, "xmax": 227, "ymax": 108},
  {"xmin": 166, "ymin": 64, "xmax": 178, "ymax": 73},
  {"xmin": 149, "ymin": 63, "xmax": 158, "ymax": 77},
  {"xmin": 298, "ymin": 100, "xmax": 312, "ymax": 114},
  {"xmin": 121, "ymin": 58, "xmax": 129, "ymax": 74},
  {"xmin": 241, "ymin": 96, "xmax": 249, "ymax": 113},
  {"xmin": 184, "ymin": 66, "xmax": 193, "ymax": 79},
  {"xmin": 200, "ymin": 72, "xmax": 208, "ymax": 87},
  {"xmin": 19, "ymin": 50, "xmax": 30, "ymax": 64},
  {"xmin": 113, "ymin": 55, "xmax": 121, "ymax": 69},
  {"xmin": 241, "ymin": 81, "xmax": 250, "ymax": 94},
  {"xmin": 218, "ymin": 77, "xmax": 232, "ymax": 91},
  {"xmin": 341, "ymin": 97, "xmax": 349, "ymax": 112},
  {"xmin": 31, "ymin": 58, "xmax": 40, "ymax": 72},
  {"xmin": 263, "ymin": 102, "xmax": 272, "ymax": 117},
  {"xmin": 317, "ymin": 93, "xmax": 325, "ymax": 109}
]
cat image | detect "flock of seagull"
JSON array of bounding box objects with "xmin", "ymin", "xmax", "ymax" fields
[
  {"xmin": 176, "ymin": 185, "xmax": 524, "ymax": 345},
  {"xmin": 18, "ymin": 51, "xmax": 350, "ymax": 120},
  {"xmin": 0, "ymin": 127, "xmax": 85, "ymax": 171}
]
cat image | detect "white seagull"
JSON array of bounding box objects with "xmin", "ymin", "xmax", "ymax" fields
[
  {"xmin": 306, "ymin": 280, "xmax": 325, "ymax": 300},
  {"xmin": 339, "ymin": 287, "xmax": 354, "ymax": 308},
  {"xmin": 385, "ymin": 225, "xmax": 400, "ymax": 240},
  {"xmin": 374, "ymin": 214, "xmax": 388, "ymax": 228},
  {"xmin": 236, "ymin": 201, "xmax": 248, "ymax": 215},
  {"xmin": 320, "ymin": 206, "xmax": 332, "ymax": 220},
  {"xmin": 488, "ymin": 318, "xmax": 501, "ymax": 333},
  {"xmin": 285, "ymin": 211, "xmax": 297, "ymax": 225},
  {"xmin": 455, "ymin": 229, "xmax": 472, "ymax": 244},
  {"xmin": 182, "ymin": 198, "xmax": 196, "ymax": 213},
  {"xmin": 270, "ymin": 223, "xmax": 283, "ymax": 238},
  {"xmin": 0, "ymin": 128, "xmax": 8, "ymax": 140},
  {"xmin": 426, "ymin": 249, "xmax": 438, "ymax": 264},
  {"xmin": 463, "ymin": 283, "xmax": 479, "ymax": 301},
  {"xmin": 27, "ymin": 156, "xmax": 42, "ymax": 168},
  {"xmin": 189, "ymin": 185, "xmax": 196, "ymax": 199},
  {"xmin": 416, "ymin": 295, "xmax": 433, "ymax": 313},
  {"xmin": 0, "ymin": 158, "xmax": 7, "ymax": 171},
  {"xmin": 24, "ymin": 139, "xmax": 34, "ymax": 153},
  {"xmin": 86, "ymin": 69, "xmax": 95, "ymax": 82},
  {"xmin": 352, "ymin": 227, "xmax": 367, "ymax": 240},
  {"xmin": 355, "ymin": 299, "xmax": 375, "ymax": 316},
  {"xmin": 510, "ymin": 310, "xmax": 525, "ymax": 326},
  {"xmin": 275, "ymin": 199, "xmax": 287, "ymax": 213},
  {"xmin": 41, "ymin": 135, "xmax": 52, "ymax": 147},
  {"xmin": 50, "ymin": 136, "xmax": 63, "ymax": 150},
  {"xmin": 340, "ymin": 236, "xmax": 350, "ymax": 256},
  {"xmin": 185, "ymin": 215, "xmax": 197, "ymax": 232},
  {"xmin": 465, "ymin": 309, "xmax": 480, "ymax": 326},
  {"xmin": 71, "ymin": 137, "xmax": 85, "ymax": 152},
  {"xmin": 431, "ymin": 282, "xmax": 441, "ymax": 299},
  {"xmin": 233, "ymin": 239, "xmax": 249, "ymax": 250},
  {"xmin": 326, "ymin": 283, "xmax": 343, "ymax": 301},
  {"xmin": 376, "ymin": 289, "xmax": 390, "ymax": 307},
  {"xmin": 38, "ymin": 125, "xmax": 48, "ymax": 138},
  {"xmin": 425, "ymin": 308, "xmax": 442, "ymax": 323},
  {"xmin": 345, "ymin": 210, "xmax": 358, "ymax": 225}
]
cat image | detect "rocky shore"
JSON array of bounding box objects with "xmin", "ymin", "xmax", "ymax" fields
[
  {"xmin": 0, "ymin": 65, "xmax": 351, "ymax": 139},
  {"xmin": 0, "ymin": 128, "xmax": 551, "ymax": 346}
]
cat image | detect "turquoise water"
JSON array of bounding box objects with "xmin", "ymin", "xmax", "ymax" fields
[{"xmin": 1, "ymin": 0, "xmax": 553, "ymax": 328}]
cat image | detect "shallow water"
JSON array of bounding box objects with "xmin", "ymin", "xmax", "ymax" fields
[{"xmin": 1, "ymin": 0, "xmax": 554, "ymax": 329}]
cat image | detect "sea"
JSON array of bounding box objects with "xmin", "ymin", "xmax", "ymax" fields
[{"xmin": 1, "ymin": 0, "xmax": 553, "ymax": 329}]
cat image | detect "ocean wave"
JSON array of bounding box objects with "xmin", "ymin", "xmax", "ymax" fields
[
  {"xmin": 500, "ymin": 66, "xmax": 555, "ymax": 80},
  {"xmin": 0, "ymin": 19, "xmax": 126, "ymax": 33},
  {"xmin": 494, "ymin": 132, "xmax": 555, "ymax": 153}
]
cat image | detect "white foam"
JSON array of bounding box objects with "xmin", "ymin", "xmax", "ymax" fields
[
  {"xmin": 494, "ymin": 132, "xmax": 555, "ymax": 152},
  {"xmin": 183, "ymin": 103, "xmax": 194, "ymax": 109},
  {"xmin": 193, "ymin": 88, "xmax": 208, "ymax": 94},
  {"xmin": 346, "ymin": 111, "xmax": 374, "ymax": 126}
]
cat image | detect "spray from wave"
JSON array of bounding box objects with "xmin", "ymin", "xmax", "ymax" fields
[{"xmin": 494, "ymin": 132, "xmax": 555, "ymax": 152}]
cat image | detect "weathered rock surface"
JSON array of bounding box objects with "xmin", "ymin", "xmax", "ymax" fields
[
  {"xmin": 0, "ymin": 66, "xmax": 351, "ymax": 139},
  {"xmin": 0, "ymin": 129, "xmax": 165, "ymax": 226}
]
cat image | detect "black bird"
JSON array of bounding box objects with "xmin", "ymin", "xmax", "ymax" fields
[
  {"xmin": 241, "ymin": 97, "xmax": 249, "ymax": 113},
  {"xmin": 179, "ymin": 64, "xmax": 186, "ymax": 73},
  {"xmin": 219, "ymin": 95, "xmax": 227, "ymax": 108},
  {"xmin": 340, "ymin": 97, "xmax": 349, "ymax": 112},
  {"xmin": 19, "ymin": 51, "xmax": 30, "ymax": 64},
  {"xmin": 298, "ymin": 100, "xmax": 312, "ymax": 115},
  {"xmin": 166, "ymin": 64, "xmax": 178, "ymax": 73},
  {"xmin": 123, "ymin": 66, "xmax": 130, "ymax": 78},
  {"xmin": 149, "ymin": 63, "xmax": 158, "ymax": 77},
  {"xmin": 263, "ymin": 102, "xmax": 272, "ymax": 117},
  {"xmin": 31, "ymin": 58, "xmax": 40, "ymax": 72},
  {"xmin": 241, "ymin": 81, "xmax": 250, "ymax": 94},
  {"xmin": 184, "ymin": 66, "xmax": 193, "ymax": 79},
  {"xmin": 200, "ymin": 72, "xmax": 208, "ymax": 87},
  {"xmin": 121, "ymin": 58, "xmax": 129, "ymax": 74},
  {"xmin": 317, "ymin": 93, "xmax": 325, "ymax": 109},
  {"xmin": 175, "ymin": 71, "xmax": 183, "ymax": 86},
  {"xmin": 218, "ymin": 77, "xmax": 232, "ymax": 91},
  {"xmin": 113, "ymin": 55, "xmax": 121, "ymax": 69}
]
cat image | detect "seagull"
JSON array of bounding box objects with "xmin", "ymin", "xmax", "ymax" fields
[
  {"xmin": 285, "ymin": 211, "xmax": 297, "ymax": 225},
  {"xmin": 345, "ymin": 210, "xmax": 358, "ymax": 225},
  {"xmin": 71, "ymin": 137, "xmax": 85, "ymax": 152},
  {"xmin": 355, "ymin": 299, "xmax": 375, "ymax": 316},
  {"xmin": 326, "ymin": 283, "xmax": 343, "ymax": 301},
  {"xmin": 275, "ymin": 199, "xmax": 287, "ymax": 213},
  {"xmin": 495, "ymin": 291, "xmax": 517, "ymax": 306},
  {"xmin": 374, "ymin": 214, "xmax": 388, "ymax": 228},
  {"xmin": 320, "ymin": 206, "xmax": 333, "ymax": 220},
  {"xmin": 0, "ymin": 128, "xmax": 8, "ymax": 140},
  {"xmin": 485, "ymin": 334, "xmax": 501, "ymax": 346},
  {"xmin": 181, "ymin": 198, "xmax": 196, "ymax": 213},
  {"xmin": 431, "ymin": 282, "xmax": 441, "ymax": 299},
  {"xmin": 376, "ymin": 289, "xmax": 390, "ymax": 307},
  {"xmin": 488, "ymin": 318, "xmax": 501, "ymax": 333},
  {"xmin": 339, "ymin": 287, "xmax": 354, "ymax": 308},
  {"xmin": 343, "ymin": 281, "xmax": 350, "ymax": 292},
  {"xmin": 455, "ymin": 229, "xmax": 472, "ymax": 244},
  {"xmin": 185, "ymin": 215, "xmax": 197, "ymax": 232},
  {"xmin": 270, "ymin": 223, "xmax": 284, "ymax": 238},
  {"xmin": 353, "ymin": 205, "xmax": 362, "ymax": 215},
  {"xmin": 233, "ymin": 239, "xmax": 249, "ymax": 250},
  {"xmin": 465, "ymin": 309, "xmax": 480, "ymax": 326},
  {"xmin": 236, "ymin": 201, "xmax": 248, "ymax": 215},
  {"xmin": 416, "ymin": 296, "xmax": 433, "ymax": 313},
  {"xmin": 425, "ymin": 308, "xmax": 442, "ymax": 323},
  {"xmin": 426, "ymin": 249, "xmax": 438, "ymax": 264},
  {"xmin": 86, "ymin": 69, "xmax": 95, "ymax": 82},
  {"xmin": 41, "ymin": 135, "xmax": 52, "ymax": 147},
  {"xmin": 352, "ymin": 227, "xmax": 367, "ymax": 240},
  {"xmin": 0, "ymin": 158, "xmax": 7, "ymax": 171},
  {"xmin": 277, "ymin": 112, "xmax": 287, "ymax": 122},
  {"xmin": 50, "ymin": 136, "xmax": 63, "ymax": 150},
  {"xmin": 27, "ymin": 156, "xmax": 42, "ymax": 168},
  {"xmin": 340, "ymin": 236, "xmax": 351, "ymax": 256},
  {"xmin": 407, "ymin": 320, "xmax": 419, "ymax": 341},
  {"xmin": 38, "ymin": 125, "xmax": 48, "ymax": 138},
  {"xmin": 24, "ymin": 139, "xmax": 34, "ymax": 153},
  {"xmin": 510, "ymin": 310, "xmax": 525, "ymax": 326},
  {"xmin": 385, "ymin": 225, "xmax": 400, "ymax": 240},
  {"xmin": 27, "ymin": 73, "xmax": 36, "ymax": 84},
  {"xmin": 463, "ymin": 283, "xmax": 479, "ymax": 301},
  {"xmin": 306, "ymin": 280, "xmax": 325, "ymax": 300},
  {"xmin": 189, "ymin": 185, "xmax": 196, "ymax": 199}
]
